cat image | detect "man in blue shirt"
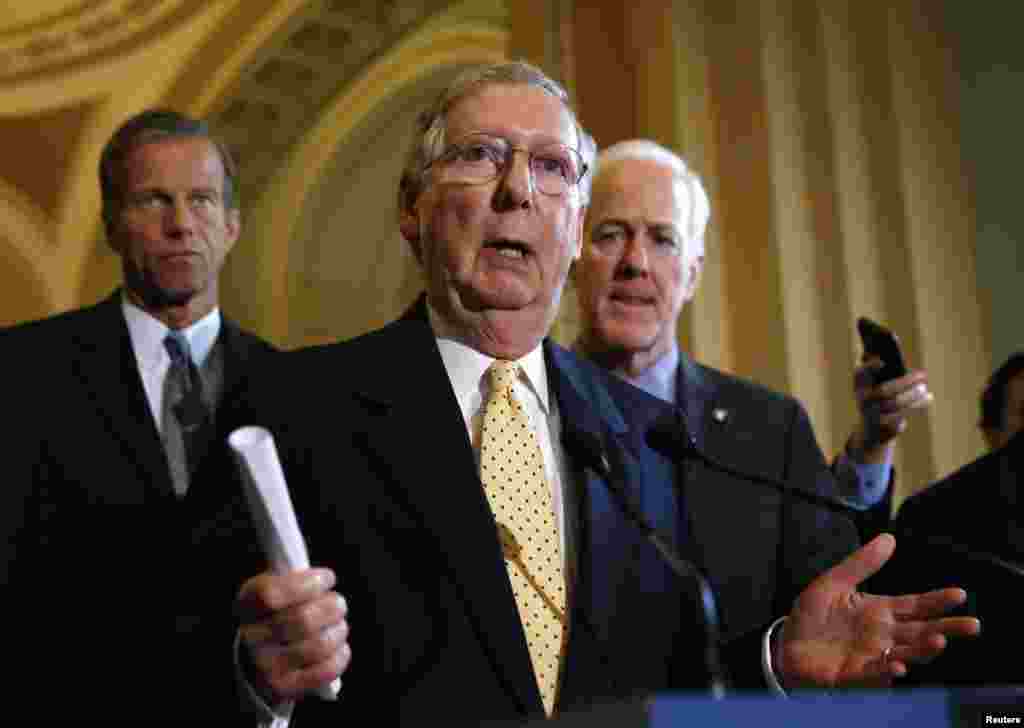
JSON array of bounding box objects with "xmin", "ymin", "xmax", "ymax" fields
[{"xmin": 573, "ymin": 139, "xmax": 932, "ymax": 535}]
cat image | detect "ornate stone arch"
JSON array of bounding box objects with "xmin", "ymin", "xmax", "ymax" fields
[
  {"xmin": 0, "ymin": 180, "xmax": 61, "ymax": 323},
  {"xmin": 191, "ymin": 2, "xmax": 509, "ymax": 343}
]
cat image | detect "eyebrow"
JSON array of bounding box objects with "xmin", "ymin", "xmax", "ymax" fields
[
  {"xmin": 593, "ymin": 219, "xmax": 681, "ymax": 235},
  {"xmin": 454, "ymin": 129, "xmax": 575, "ymax": 148},
  {"xmin": 648, "ymin": 223, "xmax": 682, "ymax": 237}
]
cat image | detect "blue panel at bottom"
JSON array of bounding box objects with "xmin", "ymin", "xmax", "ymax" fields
[{"xmin": 651, "ymin": 690, "xmax": 952, "ymax": 727}]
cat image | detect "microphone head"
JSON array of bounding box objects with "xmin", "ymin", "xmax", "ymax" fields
[
  {"xmin": 646, "ymin": 408, "xmax": 695, "ymax": 460},
  {"xmin": 562, "ymin": 426, "xmax": 611, "ymax": 477}
]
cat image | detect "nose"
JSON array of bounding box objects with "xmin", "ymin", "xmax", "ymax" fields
[
  {"xmin": 619, "ymin": 234, "xmax": 649, "ymax": 277},
  {"xmin": 166, "ymin": 199, "xmax": 195, "ymax": 236},
  {"xmin": 494, "ymin": 148, "xmax": 534, "ymax": 210}
]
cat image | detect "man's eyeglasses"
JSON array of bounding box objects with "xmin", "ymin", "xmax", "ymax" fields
[{"xmin": 425, "ymin": 133, "xmax": 588, "ymax": 196}]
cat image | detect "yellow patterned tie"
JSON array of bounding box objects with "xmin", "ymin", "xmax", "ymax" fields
[{"xmin": 479, "ymin": 360, "xmax": 566, "ymax": 716}]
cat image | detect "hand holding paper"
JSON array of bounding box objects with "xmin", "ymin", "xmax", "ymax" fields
[{"xmin": 229, "ymin": 426, "xmax": 342, "ymax": 701}]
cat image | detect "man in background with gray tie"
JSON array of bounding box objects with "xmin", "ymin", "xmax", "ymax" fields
[{"xmin": 3, "ymin": 109, "xmax": 273, "ymax": 718}]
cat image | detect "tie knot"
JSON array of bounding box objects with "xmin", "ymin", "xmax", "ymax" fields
[
  {"xmin": 164, "ymin": 331, "xmax": 192, "ymax": 369},
  {"xmin": 488, "ymin": 360, "xmax": 519, "ymax": 395}
]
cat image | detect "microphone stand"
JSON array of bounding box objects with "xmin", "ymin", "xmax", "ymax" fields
[
  {"xmin": 564, "ymin": 426, "xmax": 728, "ymax": 698},
  {"xmin": 645, "ymin": 409, "xmax": 1024, "ymax": 579}
]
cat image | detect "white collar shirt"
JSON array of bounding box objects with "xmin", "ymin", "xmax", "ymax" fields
[
  {"xmin": 427, "ymin": 304, "xmax": 569, "ymax": 557},
  {"xmin": 122, "ymin": 295, "xmax": 221, "ymax": 434}
]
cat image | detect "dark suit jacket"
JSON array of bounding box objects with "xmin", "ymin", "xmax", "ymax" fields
[
  {"xmin": 873, "ymin": 430, "xmax": 1024, "ymax": 686},
  {"xmin": 233, "ymin": 304, "xmax": 858, "ymax": 726},
  {"xmin": 671, "ymin": 356, "xmax": 860, "ymax": 685},
  {"xmin": 2, "ymin": 291, "xmax": 273, "ymax": 718},
  {"xmin": 674, "ymin": 357, "xmax": 891, "ymax": 548}
]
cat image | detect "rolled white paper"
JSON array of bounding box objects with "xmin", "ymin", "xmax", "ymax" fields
[{"xmin": 229, "ymin": 425, "xmax": 341, "ymax": 701}]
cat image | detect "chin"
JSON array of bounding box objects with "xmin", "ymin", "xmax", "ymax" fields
[
  {"xmin": 599, "ymin": 323, "xmax": 653, "ymax": 349},
  {"xmin": 462, "ymin": 282, "xmax": 537, "ymax": 312},
  {"xmin": 150, "ymin": 284, "xmax": 198, "ymax": 309}
]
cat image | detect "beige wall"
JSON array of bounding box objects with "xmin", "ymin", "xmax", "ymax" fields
[
  {"xmin": 563, "ymin": 0, "xmax": 989, "ymax": 505},
  {"xmin": 0, "ymin": 0, "xmax": 997, "ymax": 503}
]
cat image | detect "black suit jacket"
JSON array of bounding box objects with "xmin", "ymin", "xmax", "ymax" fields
[
  {"xmin": 2, "ymin": 291, "xmax": 273, "ymax": 718},
  {"xmin": 873, "ymin": 430, "xmax": 1024, "ymax": 686},
  {"xmin": 670, "ymin": 356, "xmax": 860, "ymax": 685},
  {"xmin": 232, "ymin": 304, "xmax": 858, "ymax": 726},
  {"xmin": 674, "ymin": 357, "xmax": 891, "ymax": 546}
]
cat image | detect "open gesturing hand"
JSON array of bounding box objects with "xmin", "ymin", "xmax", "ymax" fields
[{"xmin": 776, "ymin": 534, "xmax": 980, "ymax": 689}]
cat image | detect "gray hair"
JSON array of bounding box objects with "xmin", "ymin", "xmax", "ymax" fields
[
  {"xmin": 397, "ymin": 61, "xmax": 594, "ymax": 214},
  {"xmin": 590, "ymin": 139, "xmax": 710, "ymax": 257}
]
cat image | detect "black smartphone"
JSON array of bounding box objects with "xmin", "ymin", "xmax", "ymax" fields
[{"xmin": 856, "ymin": 317, "xmax": 907, "ymax": 384}]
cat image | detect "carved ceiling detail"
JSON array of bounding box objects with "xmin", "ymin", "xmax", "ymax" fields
[
  {"xmin": 0, "ymin": 0, "xmax": 209, "ymax": 83},
  {"xmin": 209, "ymin": 0, "xmax": 453, "ymax": 215}
]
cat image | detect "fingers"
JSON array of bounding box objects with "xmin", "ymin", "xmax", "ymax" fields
[
  {"xmin": 237, "ymin": 568, "xmax": 337, "ymax": 622},
  {"xmin": 243, "ymin": 588, "xmax": 348, "ymax": 645},
  {"xmin": 884, "ymin": 586, "xmax": 967, "ymax": 620},
  {"xmin": 247, "ymin": 617, "xmax": 351, "ymax": 700},
  {"xmin": 883, "ymin": 382, "xmax": 931, "ymax": 411},
  {"xmin": 236, "ymin": 568, "xmax": 350, "ymax": 703},
  {"xmin": 867, "ymin": 589, "xmax": 980, "ymax": 671},
  {"xmin": 817, "ymin": 534, "xmax": 897, "ymax": 591},
  {"xmin": 884, "ymin": 615, "xmax": 981, "ymax": 669},
  {"xmin": 860, "ymin": 369, "xmax": 928, "ymax": 405},
  {"xmin": 870, "ymin": 645, "xmax": 908, "ymax": 681},
  {"xmin": 890, "ymin": 615, "xmax": 981, "ymax": 645}
]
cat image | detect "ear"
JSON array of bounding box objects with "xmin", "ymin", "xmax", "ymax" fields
[
  {"xmin": 103, "ymin": 209, "xmax": 121, "ymax": 253},
  {"xmin": 399, "ymin": 206, "xmax": 423, "ymax": 263},
  {"xmin": 682, "ymin": 254, "xmax": 704, "ymax": 304},
  {"xmin": 224, "ymin": 207, "xmax": 241, "ymax": 253},
  {"xmin": 570, "ymin": 204, "xmax": 587, "ymax": 262}
]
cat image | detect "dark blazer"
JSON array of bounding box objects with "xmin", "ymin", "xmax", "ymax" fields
[
  {"xmin": 675, "ymin": 356, "xmax": 891, "ymax": 547},
  {"xmin": 671, "ymin": 356, "xmax": 861, "ymax": 685},
  {"xmin": 2, "ymin": 291, "xmax": 273, "ymax": 718},
  {"xmin": 234, "ymin": 304, "xmax": 858, "ymax": 726},
  {"xmin": 874, "ymin": 430, "xmax": 1024, "ymax": 686}
]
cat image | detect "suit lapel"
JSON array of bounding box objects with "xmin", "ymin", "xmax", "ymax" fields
[
  {"xmin": 346, "ymin": 312, "xmax": 542, "ymax": 714},
  {"xmin": 217, "ymin": 318, "xmax": 265, "ymax": 400},
  {"xmin": 70, "ymin": 293, "xmax": 175, "ymax": 499},
  {"xmin": 182, "ymin": 319, "xmax": 267, "ymax": 513},
  {"xmin": 547, "ymin": 344, "xmax": 626, "ymax": 657},
  {"xmin": 548, "ymin": 345, "xmax": 680, "ymax": 695}
]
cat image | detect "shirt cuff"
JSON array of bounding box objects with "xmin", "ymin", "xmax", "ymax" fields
[
  {"xmin": 833, "ymin": 451, "xmax": 892, "ymax": 508},
  {"xmin": 762, "ymin": 616, "xmax": 789, "ymax": 696},
  {"xmin": 233, "ymin": 630, "xmax": 296, "ymax": 727}
]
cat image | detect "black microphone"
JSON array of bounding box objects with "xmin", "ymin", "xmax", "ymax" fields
[
  {"xmin": 562, "ymin": 425, "xmax": 728, "ymax": 698},
  {"xmin": 645, "ymin": 408, "xmax": 1024, "ymax": 580},
  {"xmin": 646, "ymin": 409, "xmax": 865, "ymax": 517}
]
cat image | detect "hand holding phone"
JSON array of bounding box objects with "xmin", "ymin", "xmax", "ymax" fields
[{"xmin": 856, "ymin": 317, "xmax": 907, "ymax": 385}]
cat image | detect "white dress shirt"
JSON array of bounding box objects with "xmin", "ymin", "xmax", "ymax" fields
[
  {"xmin": 121, "ymin": 296, "xmax": 221, "ymax": 431},
  {"xmin": 432, "ymin": 331, "xmax": 570, "ymax": 558}
]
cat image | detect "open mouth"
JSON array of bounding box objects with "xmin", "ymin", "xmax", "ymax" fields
[
  {"xmin": 484, "ymin": 238, "xmax": 531, "ymax": 259},
  {"xmin": 610, "ymin": 291, "xmax": 656, "ymax": 306}
]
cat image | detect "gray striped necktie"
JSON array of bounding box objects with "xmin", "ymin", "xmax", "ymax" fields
[{"xmin": 162, "ymin": 332, "xmax": 210, "ymax": 496}]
